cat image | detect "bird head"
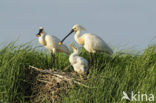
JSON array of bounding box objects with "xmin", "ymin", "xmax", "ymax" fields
[
  {"xmin": 36, "ymin": 27, "xmax": 44, "ymax": 37},
  {"xmin": 72, "ymin": 24, "xmax": 86, "ymax": 33},
  {"xmin": 70, "ymin": 43, "xmax": 78, "ymax": 52},
  {"xmin": 59, "ymin": 24, "xmax": 86, "ymax": 45}
]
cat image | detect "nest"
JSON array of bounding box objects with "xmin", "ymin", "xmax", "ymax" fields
[{"xmin": 29, "ymin": 66, "xmax": 90, "ymax": 103}]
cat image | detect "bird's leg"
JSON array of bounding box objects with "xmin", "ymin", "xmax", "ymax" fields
[
  {"xmin": 53, "ymin": 54, "xmax": 55, "ymax": 71},
  {"xmin": 51, "ymin": 53, "xmax": 55, "ymax": 71},
  {"xmin": 51, "ymin": 53, "xmax": 53, "ymax": 69}
]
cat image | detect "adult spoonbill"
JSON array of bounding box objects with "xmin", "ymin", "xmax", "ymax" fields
[
  {"xmin": 59, "ymin": 24, "xmax": 113, "ymax": 66},
  {"xmin": 36, "ymin": 27, "xmax": 70, "ymax": 70},
  {"xmin": 69, "ymin": 44, "xmax": 88, "ymax": 75}
]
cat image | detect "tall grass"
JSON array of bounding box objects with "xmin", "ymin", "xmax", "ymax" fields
[
  {"xmin": 0, "ymin": 42, "xmax": 69, "ymax": 103},
  {"xmin": 0, "ymin": 42, "xmax": 155, "ymax": 103}
]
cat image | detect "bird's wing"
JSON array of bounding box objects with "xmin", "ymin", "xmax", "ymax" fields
[
  {"xmin": 45, "ymin": 35, "xmax": 70, "ymax": 54},
  {"xmin": 51, "ymin": 35, "xmax": 70, "ymax": 54},
  {"xmin": 84, "ymin": 33, "xmax": 113, "ymax": 55},
  {"xmin": 76, "ymin": 57, "xmax": 88, "ymax": 66},
  {"xmin": 45, "ymin": 35, "xmax": 57, "ymax": 45},
  {"xmin": 46, "ymin": 34, "xmax": 63, "ymax": 45},
  {"xmin": 70, "ymin": 58, "xmax": 77, "ymax": 64}
]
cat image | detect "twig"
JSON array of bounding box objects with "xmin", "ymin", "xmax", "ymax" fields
[
  {"xmin": 29, "ymin": 65, "xmax": 93, "ymax": 88},
  {"xmin": 37, "ymin": 79, "xmax": 52, "ymax": 84}
]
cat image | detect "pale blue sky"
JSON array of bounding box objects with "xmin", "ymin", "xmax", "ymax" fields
[{"xmin": 0, "ymin": 0, "xmax": 156, "ymax": 51}]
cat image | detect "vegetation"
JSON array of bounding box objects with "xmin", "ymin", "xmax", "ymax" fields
[{"xmin": 0, "ymin": 42, "xmax": 155, "ymax": 103}]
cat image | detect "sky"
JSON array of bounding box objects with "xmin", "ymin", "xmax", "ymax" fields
[{"xmin": 0, "ymin": 0, "xmax": 156, "ymax": 51}]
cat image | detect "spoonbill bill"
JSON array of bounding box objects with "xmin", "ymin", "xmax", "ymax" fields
[
  {"xmin": 59, "ymin": 24, "xmax": 113, "ymax": 66},
  {"xmin": 36, "ymin": 27, "xmax": 70, "ymax": 70},
  {"xmin": 69, "ymin": 44, "xmax": 88, "ymax": 75}
]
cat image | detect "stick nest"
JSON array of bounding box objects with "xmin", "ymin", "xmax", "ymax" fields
[{"xmin": 29, "ymin": 66, "xmax": 89, "ymax": 103}]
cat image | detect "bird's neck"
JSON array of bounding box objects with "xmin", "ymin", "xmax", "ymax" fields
[
  {"xmin": 74, "ymin": 30, "xmax": 84, "ymax": 45},
  {"xmin": 71, "ymin": 50, "xmax": 79, "ymax": 57},
  {"xmin": 39, "ymin": 33, "xmax": 47, "ymax": 46},
  {"xmin": 74, "ymin": 30, "xmax": 81, "ymax": 41},
  {"xmin": 41, "ymin": 31, "xmax": 47, "ymax": 38}
]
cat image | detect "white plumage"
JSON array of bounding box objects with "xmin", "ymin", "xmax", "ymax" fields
[
  {"xmin": 36, "ymin": 27, "xmax": 69, "ymax": 69},
  {"xmin": 72, "ymin": 24, "xmax": 113, "ymax": 55},
  {"xmin": 59, "ymin": 24, "xmax": 113, "ymax": 66},
  {"xmin": 69, "ymin": 44, "xmax": 88, "ymax": 74},
  {"xmin": 38, "ymin": 34, "xmax": 69, "ymax": 54}
]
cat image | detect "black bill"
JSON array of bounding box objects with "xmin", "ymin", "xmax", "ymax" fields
[
  {"xmin": 36, "ymin": 28, "xmax": 43, "ymax": 37},
  {"xmin": 60, "ymin": 29, "xmax": 74, "ymax": 44}
]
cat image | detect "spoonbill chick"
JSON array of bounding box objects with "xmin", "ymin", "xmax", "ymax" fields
[
  {"xmin": 36, "ymin": 27, "xmax": 70, "ymax": 70},
  {"xmin": 69, "ymin": 44, "xmax": 88, "ymax": 75},
  {"xmin": 59, "ymin": 24, "xmax": 113, "ymax": 66}
]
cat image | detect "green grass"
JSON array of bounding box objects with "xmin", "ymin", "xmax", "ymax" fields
[{"xmin": 0, "ymin": 42, "xmax": 155, "ymax": 103}]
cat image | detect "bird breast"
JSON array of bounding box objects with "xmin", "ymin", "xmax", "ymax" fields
[
  {"xmin": 75, "ymin": 35, "xmax": 85, "ymax": 45},
  {"xmin": 77, "ymin": 38, "xmax": 84, "ymax": 45},
  {"xmin": 69, "ymin": 55, "xmax": 77, "ymax": 65},
  {"xmin": 39, "ymin": 37, "xmax": 47, "ymax": 46},
  {"xmin": 83, "ymin": 33, "xmax": 113, "ymax": 54}
]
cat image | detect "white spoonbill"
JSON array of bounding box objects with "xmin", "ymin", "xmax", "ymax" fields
[
  {"xmin": 36, "ymin": 27, "xmax": 70, "ymax": 70},
  {"xmin": 69, "ymin": 44, "xmax": 88, "ymax": 75},
  {"xmin": 59, "ymin": 24, "xmax": 113, "ymax": 66}
]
